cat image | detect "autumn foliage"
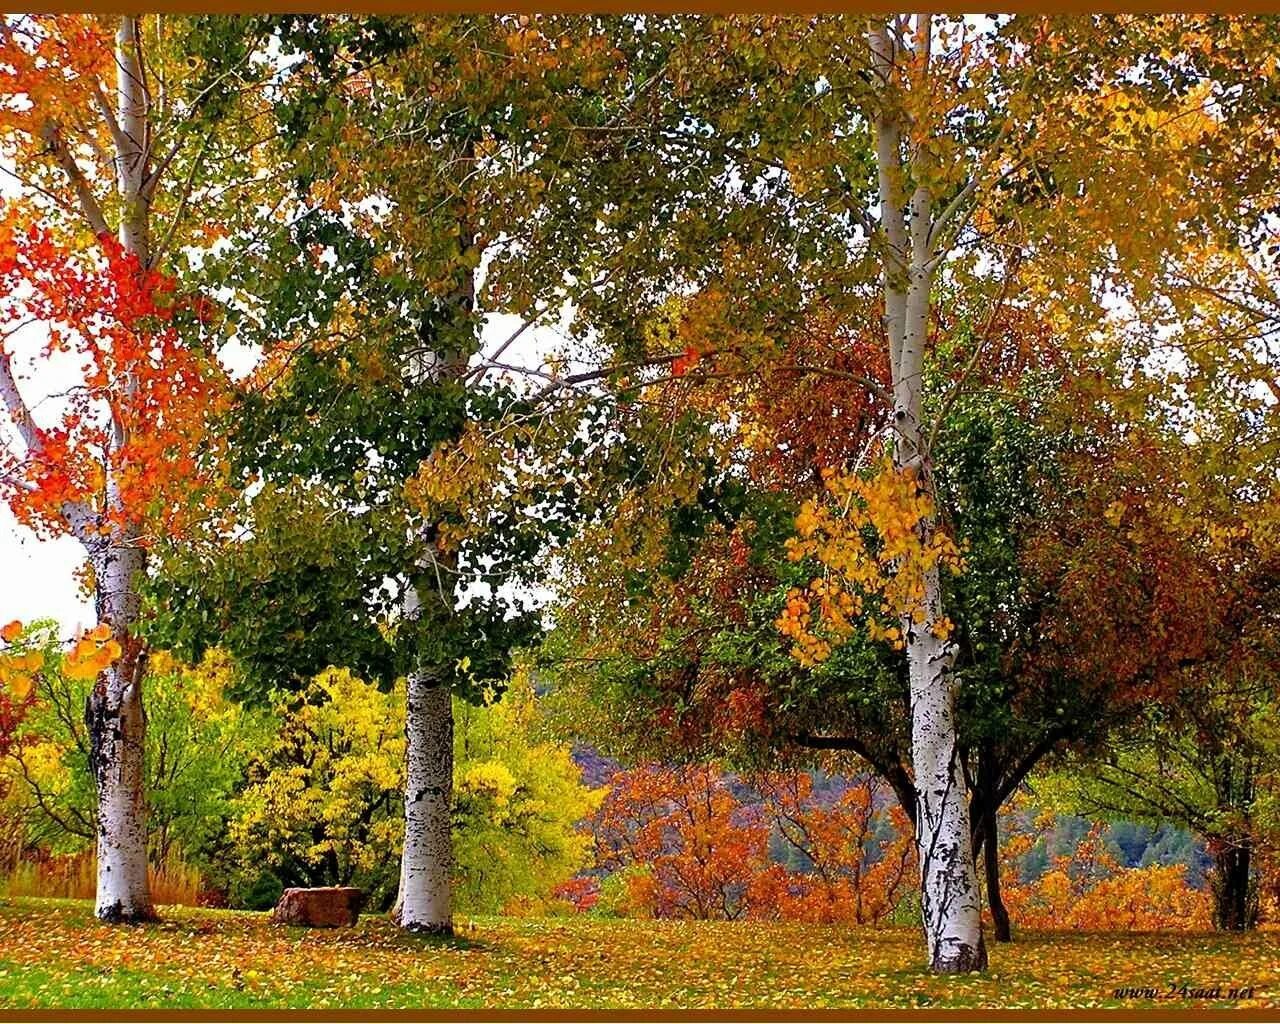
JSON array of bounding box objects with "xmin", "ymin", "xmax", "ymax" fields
[
  {"xmin": 587, "ymin": 765, "xmax": 915, "ymax": 924},
  {"xmin": 0, "ymin": 623, "xmax": 36, "ymax": 766},
  {"xmin": 750, "ymin": 773, "xmax": 914, "ymax": 925},
  {"xmin": 777, "ymin": 460, "xmax": 964, "ymax": 664},
  {"xmin": 997, "ymin": 807, "xmax": 1213, "ymax": 933},
  {"xmin": 0, "ymin": 17, "xmax": 114, "ymax": 147},
  {"xmin": 0, "ymin": 222, "xmax": 229, "ymax": 540},
  {"xmin": 591, "ymin": 765, "xmax": 766, "ymax": 920},
  {"xmin": 572, "ymin": 763, "xmax": 1224, "ymax": 934}
]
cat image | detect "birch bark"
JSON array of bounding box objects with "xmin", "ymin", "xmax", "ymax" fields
[
  {"xmin": 869, "ymin": 14, "xmax": 986, "ymax": 973},
  {"xmin": 85, "ymin": 16, "xmax": 154, "ymax": 923},
  {"xmin": 395, "ymin": 645, "xmax": 455, "ymax": 933}
]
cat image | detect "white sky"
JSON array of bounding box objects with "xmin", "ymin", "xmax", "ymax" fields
[{"xmin": 0, "ymin": 505, "xmax": 92, "ymax": 631}]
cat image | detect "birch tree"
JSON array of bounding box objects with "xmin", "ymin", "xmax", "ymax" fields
[
  {"xmin": 396, "ymin": 220, "xmax": 472, "ymax": 936},
  {"xmin": 0, "ymin": 15, "xmax": 253, "ymax": 921},
  {"xmin": 143, "ymin": 17, "xmax": 552, "ymax": 935},
  {"xmin": 857, "ymin": 15, "xmax": 989, "ymax": 971},
  {"xmin": 465, "ymin": 13, "xmax": 1278, "ymax": 970}
]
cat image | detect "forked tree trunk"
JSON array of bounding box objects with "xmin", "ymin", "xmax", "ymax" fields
[
  {"xmin": 0, "ymin": 16, "xmax": 157, "ymax": 925},
  {"xmin": 869, "ymin": 15, "xmax": 986, "ymax": 973},
  {"xmin": 394, "ymin": 664, "xmax": 454, "ymax": 934}
]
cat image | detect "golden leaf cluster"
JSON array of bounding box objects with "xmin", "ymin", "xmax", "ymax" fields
[{"xmin": 777, "ymin": 461, "xmax": 963, "ymax": 665}]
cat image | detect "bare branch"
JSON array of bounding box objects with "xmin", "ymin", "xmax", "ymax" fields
[
  {"xmin": 0, "ymin": 348, "xmax": 43, "ymax": 455},
  {"xmin": 465, "ymin": 318, "xmax": 536, "ymax": 384},
  {"xmin": 926, "ymin": 177, "xmax": 978, "ymax": 254},
  {"xmin": 91, "ymin": 78, "xmax": 130, "ymax": 158},
  {"xmin": 148, "ymin": 129, "xmax": 214, "ymax": 269},
  {"xmin": 39, "ymin": 121, "xmax": 110, "ymax": 237}
]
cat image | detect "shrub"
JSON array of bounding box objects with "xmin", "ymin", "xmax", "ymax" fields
[
  {"xmin": 1001, "ymin": 821, "xmax": 1213, "ymax": 931},
  {"xmin": 229, "ymin": 666, "xmax": 600, "ymax": 913}
]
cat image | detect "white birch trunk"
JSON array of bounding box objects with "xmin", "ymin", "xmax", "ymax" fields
[
  {"xmin": 391, "ymin": 142, "xmax": 477, "ymax": 932},
  {"xmin": 395, "ymin": 661, "xmax": 454, "ymax": 933},
  {"xmin": 86, "ymin": 15, "xmax": 153, "ymax": 922},
  {"xmin": 393, "ymin": 347, "xmax": 458, "ymax": 934},
  {"xmin": 86, "ymin": 540, "xmax": 152, "ymax": 921},
  {"xmin": 904, "ymin": 559, "xmax": 985, "ymax": 971},
  {"xmin": 870, "ymin": 15, "xmax": 986, "ymax": 973}
]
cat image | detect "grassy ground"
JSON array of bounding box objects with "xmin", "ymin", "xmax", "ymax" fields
[{"xmin": 0, "ymin": 897, "xmax": 1277, "ymax": 1010}]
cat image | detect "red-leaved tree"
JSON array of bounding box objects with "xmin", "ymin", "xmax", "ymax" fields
[{"xmin": 0, "ymin": 16, "xmax": 232, "ymax": 921}]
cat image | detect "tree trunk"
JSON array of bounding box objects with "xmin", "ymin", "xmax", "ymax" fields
[
  {"xmin": 84, "ymin": 14, "xmax": 154, "ymax": 924},
  {"xmin": 395, "ymin": 669, "xmax": 454, "ymax": 935},
  {"xmin": 114, "ymin": 16, "xmax": 150, "ymax": 264},
  {"xmin": 906, "ymin": 576, "xmax": 987, "ymax": 972},
  {"xmin": 0, "ymin": 15, "xmax": 157, "ymax": 922},
  {"xmin": 85, "ymin": 540, "xmax": 153, "ymax": 922},
  {"xmin": 392, "ymin": 135, "xmax": 474, "ymax": 934},
  {"xmin": 1212, "ymin": 843, "xmax": 1255, "ymax": 932},
  {"xmin": 869, "ymin": 15, "xmax": 986, "ymax": 973},
  {"xmin": 892, "ymin": 176, "xmax": 988, "ymax": 973},
  {"xmin": 973, "ymin": 745, "xmax": 1012, "ymax": 942},
  {"xmin": 981, "ymin": 796, "xmax": 1011, "ymax": 942}
]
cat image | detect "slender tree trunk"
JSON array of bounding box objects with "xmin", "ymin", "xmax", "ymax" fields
[
  {"xmin": 82, "ymin": 17, "xmax": 156, "ymax": 923},
  {"xmin": 974, "ymin": 746, "xmax": 1011, "ymax": 942},
  {"xmin": 981, "ymin": 797, "xmax": 1011, "ymax": 942},
  {"xmin": 114, "ymin": 16, "xmax": 150, "ymax": 265},
  {"xmin": 0, "ymin": 16, "xmax": 156, "ymax": 923},
  {"xmin": 392, "ymin": 136, "xmax": 476, "ymax": 934},
  {"xmin": 869, "ymin": 16, "xmax": 986, "ymax": 973},
  {"xmin": 1212, "ymin": 842, "xmax": 1254, "ymax": 932}
]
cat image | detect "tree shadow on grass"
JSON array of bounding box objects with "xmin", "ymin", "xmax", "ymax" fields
[{"xmin": 377, "ymin": 927, "xmax": 491, "ymax": 954}]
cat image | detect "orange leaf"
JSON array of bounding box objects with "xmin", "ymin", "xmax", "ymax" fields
[{"xmin": 672, "ymin": 347, "xmax": 701, "ymax": 377}]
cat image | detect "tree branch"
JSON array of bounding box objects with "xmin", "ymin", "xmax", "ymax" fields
[
  {"xmin": 90, "ymin": 78, "xmax": 130, "ymax": 160},
  {"xmin": 39, "ymin": 121, "xmax": 110, "ymax": 237},
  {"xmin": 791, "ymin": 731, "xmax": 917, "ymax": 828},
  {"xmin": 148, "ymin": 129, "xmax": 213, "ymax": 269},
  {"xmin": 0, "ymin": 348, "xmax": 43, "ymax": 455}
]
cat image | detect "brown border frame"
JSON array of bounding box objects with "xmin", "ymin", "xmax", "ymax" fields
[{"xmin": 2, "ymin": 4, "xmax": 1280, "ymax": 1020}]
